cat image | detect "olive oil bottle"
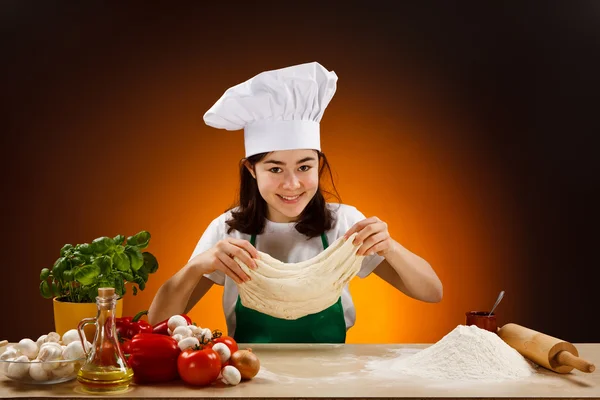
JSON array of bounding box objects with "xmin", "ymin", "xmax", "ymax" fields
[{"xmin": 77, "ymin": 287, "xmax": 133, "ymax": 393}]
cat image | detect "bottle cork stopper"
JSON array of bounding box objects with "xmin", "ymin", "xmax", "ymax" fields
[{"xmin": 97, "ymin": 287, "xmax": 115, "ymax": 298}]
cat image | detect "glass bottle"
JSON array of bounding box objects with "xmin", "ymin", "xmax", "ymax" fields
[{"xmin": 76, "ymin": 287, "xmax": 133, "ymax": 393}]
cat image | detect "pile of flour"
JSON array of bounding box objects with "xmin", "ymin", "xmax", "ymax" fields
[{"xmin": 366, "ymin": 325, "xmax": 536, "ymax": 382}]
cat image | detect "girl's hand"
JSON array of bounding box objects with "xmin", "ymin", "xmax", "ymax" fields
[
  {"xmin": 192, "ymin": 238, "xmax": 260, "ymax": 284},
  {"xmin": 343, "ymin": 216, "xmax": 394, "ymax": 257}
]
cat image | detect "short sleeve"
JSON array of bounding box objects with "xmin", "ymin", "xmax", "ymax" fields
[
  {"xmin": 189, "ymin": 215, "xmax": 227, "ymax": 286},
  {"xmin": 335, "ymin": 204, "xmax": 385, "ymax": 278}
]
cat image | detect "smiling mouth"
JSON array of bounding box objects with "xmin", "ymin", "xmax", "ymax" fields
[{"xmin": 277, "ymin": 193, "xmax": 303, "ymax": 201}]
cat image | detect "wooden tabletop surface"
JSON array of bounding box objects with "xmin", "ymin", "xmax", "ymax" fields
[{"xmin": 1, "ymin": 343, "xmax": 598, "ymax": 399}]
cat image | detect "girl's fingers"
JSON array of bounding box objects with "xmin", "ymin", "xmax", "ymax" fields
[
  {"xmin": 344, "ymin": 219, "xmax": 371, "ymax": 240},
  {"xmin": 216, "ymin": 252, "xmax": 250, "ymax": 283},
  {"xmin": 364, "ymin": 240, "xmax": 390, "ymax": 256},
  {"xmin": 353, "ymin": 221, "xmax": 388, "ymax": 247},
  {"xmin": 224, "ymin": 241, "xmax": 257, "ymax": 269},
  {"xmin": 358, "ymin": 232, "xmax": 389, "ymax": 256},
  {"xmin": 230, "ymin": 245, "xmax": 258, "ymax": 270},
  {"xmin": 228, "ymin": 238, "xmax": 260, "ymax": 260}
]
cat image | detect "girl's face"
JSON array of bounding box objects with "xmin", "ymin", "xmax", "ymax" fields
[{"xmin": 248, "ymin": 149, "xmax": 319, "ymax": 223}]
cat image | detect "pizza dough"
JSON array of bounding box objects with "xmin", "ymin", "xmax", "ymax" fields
[{"xmin": 234, "ymin": 233, "xmax": 364, "ymax": 320}]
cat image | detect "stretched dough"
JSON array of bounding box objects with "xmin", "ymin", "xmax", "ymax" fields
[{"xmin": 234, "ymin": 233, "xmax": 364, "ymax": 320}]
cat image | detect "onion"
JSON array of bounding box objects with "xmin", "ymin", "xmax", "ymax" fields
[{"xmin": 229, "ymin": 349, "xmax": 260, "ymax": 380}]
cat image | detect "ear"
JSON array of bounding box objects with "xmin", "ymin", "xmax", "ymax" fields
[{"xmin": 243, "ymin": 160, "xmax": 256, "ymax": 179}]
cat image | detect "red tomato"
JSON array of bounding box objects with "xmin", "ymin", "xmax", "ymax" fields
[
  {"xmin": 208, "ymin": 335, "xmax": 239, "ymax": 354},
  {"xmin": 177, "ymin": 347, "xmax": 221, "ymax": 386}
]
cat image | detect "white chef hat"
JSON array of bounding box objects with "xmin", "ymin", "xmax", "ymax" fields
[{"xmin": 203, "ymin": 61, "xmax": 338, "ymax": 158}]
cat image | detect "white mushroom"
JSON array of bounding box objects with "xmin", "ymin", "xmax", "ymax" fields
[
  {"xmin": 40, "ymin": 341, "xmax": 63, "ymax": 354},
  {"xmin": 29, "ymin": 360, "xmax": 51, "ymax": 381},
  {"xmin": 167, "ymin": 315, "xmax": 189, "ymax": 333},
  {"xmin": 212, "ymin": 342, "xmax": 231, "ymax": 363},
  {"xmin": 221, "ymin": 365, "xmax": 241, "ymax": 385},
  {"xmin": 199, "ymin": 328, "xmax": 212, "ymax": 341},
  {"xmin": 46, "ymin": 332, "xmax": 61, "ymax": 343},
  {"xmin": 1, "ymin": 346, "xmax": 20, "ymax": 361},
  {"xmin": 62, "ymin": 340, "xmax": 86, "ymax": 361},
  {"xmin": 61, "ymin": 329, "xmax": 80, "ymax": 346},
  {"xmin": 51, "ymin": 362, "xmax": 75, "ymax": 378},
  {"xmin": 0, "ymin": 356, "xmax": 14, "ymax": 374},
  {"xmin": 177, "ymin": 336, "xmax": 199, "ymax": 351},
  {"xmin": 172, "ymin": 325, "xmax": 192, "ymax": 338},
  {"xmin": 36, "ymin": 335, "xmax": 49, "ymax": 348},
  {"xmin": 7, "ymin": 355, "xmax": 30, "ymax": 379},
  {"xmin": 1, "ymin": 346, "xmax": 19, "ymax": 375},
  {"xmin": 189, "ymin": 325, "xmax": 202, "ymax": 336},
  {"xmin": 38, "ymin": 345, "xmax": 63, "ymax": 371},
  {"xmin": 17, "ymin": 339, "xmax": 38, "ymax": 360},
  {"xmin": 171, "ymin": 334, "xmax": 183, "ymax": 343}
]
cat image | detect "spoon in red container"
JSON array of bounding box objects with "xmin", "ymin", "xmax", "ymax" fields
[{"xmin": 489, "ymin": 290, "xmax": 505, "ymax": 316}]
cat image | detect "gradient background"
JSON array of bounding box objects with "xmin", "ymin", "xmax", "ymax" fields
[{"xmin": 2, "ymin": 1, "xmax": 598, "ymax": 343}]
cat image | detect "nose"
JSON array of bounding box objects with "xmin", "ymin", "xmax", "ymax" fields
[{"xmin": 281, "ymin": 171, "xmax": 301, "ymax": 190}]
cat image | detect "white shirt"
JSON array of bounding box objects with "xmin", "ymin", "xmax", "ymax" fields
[{"xmin": 189, "ymin": 203, "xmax": 385, "ymax": 337}]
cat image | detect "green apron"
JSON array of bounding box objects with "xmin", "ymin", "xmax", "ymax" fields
[{"xmin": 233, "ymin": 233, "xmax": 347, "ymax": 343}]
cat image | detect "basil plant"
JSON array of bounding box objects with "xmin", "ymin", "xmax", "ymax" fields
[{"xmin": 39, "ymin": 230, "xmax": 159, "ymax": 303}]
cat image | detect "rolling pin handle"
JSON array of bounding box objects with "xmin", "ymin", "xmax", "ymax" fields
[{"xmin": 555, "ymin": 350, "xmax": 596, "ymax": 373}]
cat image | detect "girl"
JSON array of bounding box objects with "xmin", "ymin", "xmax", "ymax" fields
[{"xmin": 148, "ymin": 62, "xmax": 443, "ymax": 343}]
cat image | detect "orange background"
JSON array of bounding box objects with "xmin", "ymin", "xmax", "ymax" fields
[
  {"xmin": 3, "ymin": 59, "xmax": 528, "ymax": 343},
  {"xmin": 2, "ymin": 2, "xmax": 595, "ymax": 344}
]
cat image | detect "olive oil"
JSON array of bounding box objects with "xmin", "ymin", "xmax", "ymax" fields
[
  {"xmin": 76, "ymin": 287, "xmax": 133, "ymax": 393},
  {"xmin": 77, "ymin": 367, "xmax": 133, "ymax": 393}
]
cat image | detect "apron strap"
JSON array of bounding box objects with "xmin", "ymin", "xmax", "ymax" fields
[{"xmin": 250, "ymin": 232, "xmax": 329, "ymax": 249}]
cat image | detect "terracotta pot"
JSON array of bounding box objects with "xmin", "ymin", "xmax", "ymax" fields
[
  {"xmin": 53, "ymin": 296, "xmax": 124, "ymax": 342},
  {"xmin": 465, "ymin": 311, "xmax": 498, "ymax": 333}
]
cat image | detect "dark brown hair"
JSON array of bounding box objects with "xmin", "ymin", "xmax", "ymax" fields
[{"xmin": 225, "ymin": 151, "xmax": 341, "ymax": 238}]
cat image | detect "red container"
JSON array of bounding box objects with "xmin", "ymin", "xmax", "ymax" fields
[{"xmin": 465, "ymin": 311, "xmax": 497, "ymax": 333}]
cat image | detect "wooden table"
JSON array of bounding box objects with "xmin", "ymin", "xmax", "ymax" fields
[{"xmin": 1, "ymin": 343, "xmax": 598, "ymax": 399}]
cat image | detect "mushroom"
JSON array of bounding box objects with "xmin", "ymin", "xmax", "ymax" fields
[
  {"xmin": 212, "ymin": 342, "xmax": 231, "ymax": 363},
  {"xmin": 189, "ymin": 325, "xmax": 202, "ymax": 336},
  {"xmin": 38, "ymin": 344, "xmax": 63, "ymax": 371},
  {"xmin": 36, "ymin": 335, "xmax": 49, "ymax": 349},
  {"xmin": 39, "ymin": 341, "xmax": 63, "ymax": 354},
  {"xmin": 1, "ymin": 346, "xmax": 20, "ymax": 360},
  {"xmin": 1, "ymin": 347, "xmax": 19, "ymax": 375},
  {"xmin": 172, "ymin": 325, "xmax": 192, "ymax": 338},
  {"xmin": 221, "ymin": 365, "xmax": 241, "ymax": 386},
  {"xmin": 177, "ymin": 336, "xmax": 200, "ymax": 351},
  {"xmin": 17, "ymin": 338, "xmax": 38, "ymax": 360},
  {"xmin": 62, "ymin": 340, "xmax": 86, "ymax": 361},
  {"xmin": 29, "ymin": 360, "xmax": 51, "ymax": 381},
  {"xmin": 61, "ymin": 329, "xmax": 80, "ymax": 346},
  {"xmin": 7, "ymin": 355, "xmax": 30, "ymax": 379},
  {"xmin": 199, "ymin": 328, "xmax": 212, "ymax": 341},
  {"xmin": 167, "ymin": 315, "xmax": 189, "ymax": 334},
  {"xmin": 171, "ymin": 334, "xmax": 183, "ymax": 343},
  {"xmin": 0, "ymin": 358, "xmax": 12, "ymax": 375},
  {"xmin": 51, "ymin": 362, "xmax": 75, "ymax": 378},
  {"xmin": 46, "ymin": 332, "xmax": 61, "ymax": 343}
]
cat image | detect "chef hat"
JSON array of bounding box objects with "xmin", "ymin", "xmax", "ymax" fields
[{"xmin": 203, "ymin": 61, "xmax": 338, "ymax": 158}]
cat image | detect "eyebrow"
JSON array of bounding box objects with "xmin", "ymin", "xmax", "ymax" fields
[{"xmin": 263, "ymin": 157, "xmax": 317, "ymax": 165}]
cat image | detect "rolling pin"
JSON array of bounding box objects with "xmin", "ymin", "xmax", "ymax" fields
[{"xmin": 497, "ymin": 323, "xmax": 595, "ymax": 374}]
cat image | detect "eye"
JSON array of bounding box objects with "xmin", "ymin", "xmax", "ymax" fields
[
  {"xmin": 269, "ymin": 167, "xmax": 282, "ymax": 173},
  {"xmin": 298, "ymin": 165, "xmax": 312, "ymax": 172}
]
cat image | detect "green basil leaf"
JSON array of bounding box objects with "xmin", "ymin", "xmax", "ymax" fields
[
  {"xmin": 125, "ymin": 245, "xmax": 143, "ymax": 271},
  {"xmin": 142, "ymin": 252, "xmax": 159, "ymax": 274},
  {"xmin": 40, "ymin": 281, "xmax": 52, "ymax": 299},
  {"xmin": 40, "ymin": 268, "xmax": 50, "ymax": 281},
  {"xmin": 126, "ymin": 231, "xmax": 150, "ymax": 250},
  {"xmin": 74, "ymin": 264, "xmax": 101, "ymax": 286}
]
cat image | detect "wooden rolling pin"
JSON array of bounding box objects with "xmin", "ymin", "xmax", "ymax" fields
[{"xmin": 498, "ymin": 323, "xmax": 595, "ymax": 374}]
